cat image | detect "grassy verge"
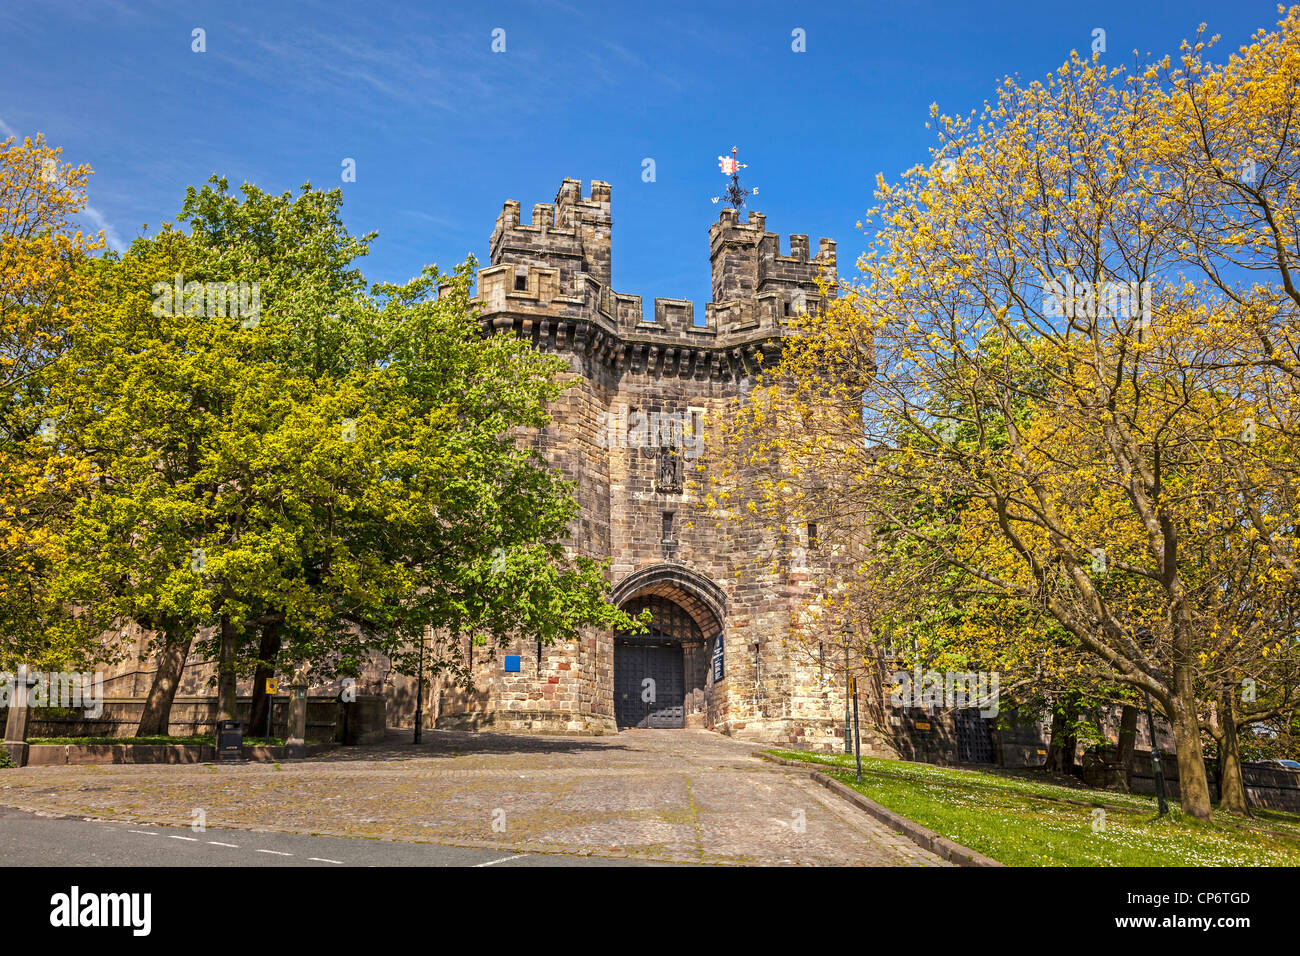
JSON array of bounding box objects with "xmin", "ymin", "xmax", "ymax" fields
[
  {"xmin": 766, "ymin": 749, "xmax": 1300, "ymax": 866},
  {"xmin": 31, "ymin": 735, "xmax": 213, "ymax": 746}
]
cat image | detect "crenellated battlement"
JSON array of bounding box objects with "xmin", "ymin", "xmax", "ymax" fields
[
  {"xmin": 490, "ymin": 178, "xmax": 612, "ymax": 287},
  {"xmin": 710, "ymin": 207, "xmax": 837, "ymax": 306},
  {"xmin": 477, "ymin": 177, "xmax": 836, "ymax": 380}
]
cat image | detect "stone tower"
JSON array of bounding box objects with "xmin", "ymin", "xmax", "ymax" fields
[{"xmin": 433, "ymin": 178, "xmax": 852, "ymax": 751}]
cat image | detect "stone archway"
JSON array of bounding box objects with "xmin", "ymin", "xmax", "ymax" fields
[{"xmin": 611, "ymin": 565, "xmax": 725, "ymax": 729}]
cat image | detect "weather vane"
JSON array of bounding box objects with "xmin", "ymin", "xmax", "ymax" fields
[{"xmin": 712, "ymin": 146, "xmax": 758, "ymax": 209}]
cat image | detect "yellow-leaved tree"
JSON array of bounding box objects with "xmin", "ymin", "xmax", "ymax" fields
[
  {"xmin": 0, "ymin": 134, "xmax": 100, "ymax": 668},
  {"xmin": 713, "ymin": 9, "xmax": 1300, "ymax": 820}
]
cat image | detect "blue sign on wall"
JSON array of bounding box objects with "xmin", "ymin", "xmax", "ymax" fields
[
  {"xmin": 504, "ymin": 655, "xmax": 521, "ymax": 672},
  {"xmin": 711, "ymin": 635, "xmax": 725, "ymax": 682}
]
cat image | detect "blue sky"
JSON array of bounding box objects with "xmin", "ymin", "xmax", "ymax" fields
[{"xmin": 0, "ymin": 0, "xmax": 1285, "ymax": 310}]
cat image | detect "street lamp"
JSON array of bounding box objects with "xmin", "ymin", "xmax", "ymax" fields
[
  {"xmin": 852, "ymin": 674, "xmax": 863, "ymax": 783},
  {"xmin": 1137, "ymin": 627, "xmax": 1170, "ymax": 816},
  {"xmin": 414, "ymin": 627, "xmax": 428, "ymax": 745},
  {"xmin": 842, "ymin": 624, "xmax": 853, "ymax": 755},
  {"xmin": 1143, "ymin": 689, "xmax": 1170, "ymax": 816}
]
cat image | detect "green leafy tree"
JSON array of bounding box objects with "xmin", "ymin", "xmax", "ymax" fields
[{"xmin": 47, "ymin": 178, "xmax": 642, "ymax": 735}]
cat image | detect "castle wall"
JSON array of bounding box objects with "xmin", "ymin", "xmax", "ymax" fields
[{"xmin": 434, "ymin": 178, "xmax": 855, "ymax": 751}]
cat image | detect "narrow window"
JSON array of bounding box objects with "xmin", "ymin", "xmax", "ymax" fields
[
  {"xmin": 807, "ymin": 522, "xmax": 819, "ymax": 549},
  {"xmin": 662, "ymin": 511, "xmax": 675, "ymax": 543},
  {"xmin": 514, "ymin": 273, "xmax": 528, "ymax": 291}
]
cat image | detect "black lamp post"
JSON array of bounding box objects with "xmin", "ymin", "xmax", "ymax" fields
[
  {"xmin": 852, "ymin": 675, "xmax": 863, "ymax": 783},
  {"xmin": 842, "ymin": 624, "xmax": 853, "ymax": 755},
  {"xmin": 1143, "ymin": 688, "xmax": 1170, "ymax": 816},
  {"xmin": 1137, "ymin": 627, "xmax": 1169, "ymax": 816},
  {"xmin": 413, "ymin": 628, "xmax": 426, "ymax": 745}
]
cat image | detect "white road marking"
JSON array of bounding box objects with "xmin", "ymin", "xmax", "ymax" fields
[
  {"xmin": 208, "ymin": 841, "xmax": 239, "ymax": 847},
  {"xmin": 168, "ymin": 835, "xmax": 198, "ymax": 841},
  {"xmin": 308, "ymin": 857, "xmax": 344, "ymax": 864},
  {"xmin": 474, "ymin": 854, "xmax": 527, "ymax": 867},
  {"xmin": 127, "ymin": 830, "xmax": 158, "ymax": 836},
  {"xmin": 255, "ymin": 849, "xmax": 293, "ymax": 857}
]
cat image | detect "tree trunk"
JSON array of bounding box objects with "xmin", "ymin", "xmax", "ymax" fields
[
  {"xmin": 245, "ymin": 620, "xmax": 283, "ymax": 739},
  {"xmin": 1116, "ymin": 704, "xmax": 1138, "ymax": 793},
  {"xmin": 1044, "ymin": 697, "xmax": 1079, "ymax": 775},
  {"xmin": 216, "ymin": 614, "xmax": 239, "ymax": 724},
  {"xmin": 136, "ymin": 628, "xmax": 193, "ymax": 737},
  {"xmin": 1060, "ymin": 709, "xmax": 1078, "ymax": 775},
  {"xmin": 1044, "ymin": 707, "xmax": 1067, "ymax": 773},
  {"xmin": 1216, "ymin": 690, "xmax": 1250, "ymax": 815},
  {"xmin": 1169, "ymin": 666, "xmax": 1213, "ymax": 820}
]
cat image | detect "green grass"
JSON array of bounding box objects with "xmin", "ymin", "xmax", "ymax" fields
[
  {"xmin": 767, "ymin": 749, "xmax": 1300, "ymax": 866},
  {"xmin": 1248, "ymin": 808, "xmax": 1300, "ymax": 840},
  {"xmin": 31, "ymin": 735, "xmax": 214, "ymax": 746}
]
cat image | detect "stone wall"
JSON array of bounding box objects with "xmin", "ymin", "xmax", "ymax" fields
[
  {"xmin": 1084, "ymin": 745, "xmax": 1300, "ymax": 813},
  {"xmin": 82, "ymin": 622, "xmax": 419, "ymax": 733},
  {"xmin": 3, "ymin": 694, "xmax": 386, "ymax": 744},
  {"xmin": 433, "ymin": 177, "xmax": 857, "ymax": 750}
]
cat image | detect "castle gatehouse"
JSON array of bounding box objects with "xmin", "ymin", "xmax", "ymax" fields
[{"xmin": 432, "ymin": 178, "xmax": 858, "ymax": 751}]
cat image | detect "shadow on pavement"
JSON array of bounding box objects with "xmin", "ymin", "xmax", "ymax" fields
[{"xmin": 310, "ymin": 728, "xmax": 638, "ymax": 762}]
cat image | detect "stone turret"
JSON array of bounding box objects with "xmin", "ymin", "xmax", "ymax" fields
[
  {"xmin": 710, "ymin": 207, "xmax": 838, "ymax": 317},
  {"xmin": 480, "ymin": 179, "xmax": 838, "ymax": 375},
  {"xmin": 489, "ymin": 178, "xmax": 612, "ymax": 290}
]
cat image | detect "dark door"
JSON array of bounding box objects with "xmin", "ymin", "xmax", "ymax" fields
[
  {"xmin": 954, "ymin": 708, "xmax": 995, "ymax": 763},
  {"xmin": 614, "ymin": 640, "xmax": 684, "ymax": 728}
]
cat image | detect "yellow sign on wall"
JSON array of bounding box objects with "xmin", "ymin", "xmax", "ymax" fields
[{"xmin": 265, "ymin": 678, "xmax": 279, "ymax": 695}]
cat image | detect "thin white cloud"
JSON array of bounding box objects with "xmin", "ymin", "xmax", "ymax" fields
[
  {"xmin": 82, "ymin": 205, "xmax": 126, "ymax": 253},
  {"xmin": 5, "ymin": 108, "xmax": 130, "ymax": 252},
  {"xmin": 399, "ymin": 208, "xmax": 472, "ymax": 233}
]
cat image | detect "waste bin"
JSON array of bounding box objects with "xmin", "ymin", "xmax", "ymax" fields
[{"xmin": 216, "ymin": 719, "xmax": 244, "ymax": 762}]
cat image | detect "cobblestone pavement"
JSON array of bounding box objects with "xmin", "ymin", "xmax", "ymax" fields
[{"xmin": 0, "ymin": 729, "xmax": 946, "ymax": 866}]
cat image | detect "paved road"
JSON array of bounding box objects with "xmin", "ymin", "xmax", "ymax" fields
[
  {"xmin": 0, "ymin": 728, "xmax": 945, "ymax": 866},
  {"xmin": 0, "ymin": 806, "xmax": 653, "ymax": 866}
]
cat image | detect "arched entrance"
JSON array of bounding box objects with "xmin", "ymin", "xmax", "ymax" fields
[{"xmin": 612, "ymin": 565, "xmax": 725, "ymax": 730}]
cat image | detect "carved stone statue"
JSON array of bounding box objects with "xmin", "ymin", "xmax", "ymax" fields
[{"xmin": 656, "ymin": 448, "xmax": 681, "ymax": 491}]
